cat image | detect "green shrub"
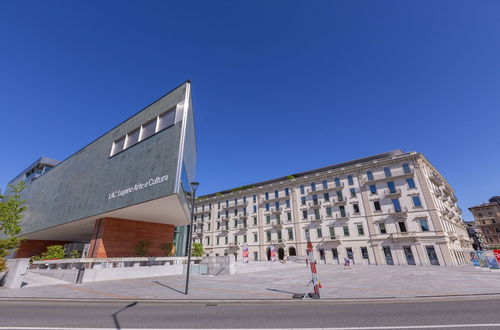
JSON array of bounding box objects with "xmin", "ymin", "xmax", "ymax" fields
[
  {"xmin": 192, "ymin": 242, "xmax": 204, "ymax": 257},
  {"xmin": 40, "ymin": 245, "xmax": 65, "ymax": 260},
  {"xmin": 68, "ymin": 249, "xmax": 80, "ymax": 259},
  {"xmin": 134, "ymin": 240, "xmax": 150, "ymax": 257}
]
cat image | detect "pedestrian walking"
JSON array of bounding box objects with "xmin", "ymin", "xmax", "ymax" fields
[{"xmin": 343, "ymin": 257, "xmax": 351, "ymax": 270}]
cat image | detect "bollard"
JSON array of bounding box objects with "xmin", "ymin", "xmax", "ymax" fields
[{"xmin": 75, "ymin": 266, "xmax": 85, "ymax": 284}]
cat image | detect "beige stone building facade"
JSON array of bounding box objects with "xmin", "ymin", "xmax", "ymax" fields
[
  {"xmin": 469, "ymin": 197, "xmax": 500, "ymax": 248},
  {"xmin": 193, "ymin": 150, "xmax": 472, "ymax": 266}
]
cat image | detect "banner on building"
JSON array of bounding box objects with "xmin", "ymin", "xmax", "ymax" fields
[
  {"xmin": 470, "ymin": 252, "xmax": 480, "ymax": 267},
  {"xmin": 484, "ymin": 250, "xmax": 500, "ymax": 270},
  {"xmin": 242, "ymin": 243, "xmax": 249, "ymax": 263},
  {"xmin": 476, "ymin": 251, "xmax": 488, "ymax": 268},
  {"xmin": 494, "ymin": 250, "xmax": 500, "ymax": 265},
  {"xmin": 270, "ymin": 244, "xmax": 276, "ymax": 262}
]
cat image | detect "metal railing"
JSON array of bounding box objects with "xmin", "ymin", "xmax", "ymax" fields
[{"xmin": 30, "ymin": 256, "xmax": 202, "ymax": 270}]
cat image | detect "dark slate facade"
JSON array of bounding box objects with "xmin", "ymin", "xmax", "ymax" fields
[{"xmin": 9, "ymin": 81, "xmax": 196, "ymax": 240}]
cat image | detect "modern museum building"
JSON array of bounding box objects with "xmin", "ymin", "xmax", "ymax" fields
[{"xmin": 4, "ymin": 81, "xmax": 196, "ymax": 259}]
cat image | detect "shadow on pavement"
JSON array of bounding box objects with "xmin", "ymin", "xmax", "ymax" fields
[
  {"xmin": 111, "ymin": 301, "xmax": 138, "ymax": 329},
  {"xmin": 153, "ymin": 281, "xmax": 185, "ymax": 295},
  {"xmin": 266, "ymin": 288, "xmax": 297, "ymax": 295}
]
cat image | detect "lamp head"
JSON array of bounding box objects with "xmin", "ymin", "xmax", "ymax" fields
[{"xmin": 190, "ymin": 182, "xmax": 200, "ymax": 190}]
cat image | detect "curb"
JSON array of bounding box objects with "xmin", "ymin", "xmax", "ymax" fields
[{"xmin": 1, "ymin": 293, "xmax": 500, "ymax": 305}]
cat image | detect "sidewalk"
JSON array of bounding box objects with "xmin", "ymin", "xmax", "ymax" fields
[{"xmin": 1, "ymin": 264, "xmax": 498, "ymax": 300}]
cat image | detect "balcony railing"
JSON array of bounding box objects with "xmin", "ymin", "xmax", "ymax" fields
[
  {"xmin": 271, "ymin": 207, "xmax": 282, "ymax": 215},
  {"xmin": 271, "ymin": 220, "xmax": 283, "ymax": 229},
  {"xmin": 227, "ymin": 242, "xmax": 240, "ymax": 249},
  {"xmin": 193, "ymin": 208, "xmax": 211, "ymax": 215},
  {"xmin": 333, "ymin": 197, "xmax": 347, "ymax": 206},
  {"xmin": 322, "ymin": 236, "xmax": 340, "ymax": 243},
  {"xmin": 446, "ymin": 231, "xmax": 459, "ymax": 241},
  {"xmin": 271, "ymin": 239, "xmax": 287, "ymax": 246},
  {"xmin": 335, "ymin": 213, "xmax": 349, "ymax": 220},
  {"xmin": 308, "ymin": 201, "xmax": 322, "ymax": 209},
  {"xmin": 310, "ymin": 215, "xmax": 324, "ymax": 222},
  {"xmin": 429, "ymin": 174, "xmax": 443, "ymax": 186},
  {"xmin": 380, "ymin": 188, "xmax": 402, "ymax": 199},
  {"xmin": 389, "ymin": 232, "xmax": 416, "ymax": 240},
  {"xmin": 221, "ymin": 201, "xmax": 248, "ymax": 210},
  {"xmin": 388, "ymin": 207, "xmax": 408, "ymax": 219},
  {"xmin": 260, "ymin": 194, "xmax": 290, "ymax": 203},
  {"xmin": 361, "ymin": 169, "xmax": 414, "ymax": 185},
  {"xmin": 307, "ymin": 185, "xmax": 332, "ymax": 194}
]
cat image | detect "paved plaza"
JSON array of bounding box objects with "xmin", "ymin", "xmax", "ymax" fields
[{"xmin": 1, "ymin": 264, "xmax": 499, "ymax": 300}]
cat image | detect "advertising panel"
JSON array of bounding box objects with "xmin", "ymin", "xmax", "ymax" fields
[
  {"xmin": 270, "ymin": 244, "xmax": 276, "ymax": 262},
  {"xmin": 494, "ymin": 250, "xmax": 500, "ymax": 265},
  {"xmin": 242, "ymin": 243, "xmax": 249, "ymax": 263},
  {"xmin": 470, "ymin": 252, "xmax": 480, "ymax": 267},
  {"xmin": 476, "ymin": 251, "xmax": 488, "ymax": 268},
  {"xmin": 484, "ymin": 250, "xmax": 500, "ymax": 270}
]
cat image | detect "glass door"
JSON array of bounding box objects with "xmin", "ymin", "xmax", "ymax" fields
[
  {"xmin": 426, "ymin": 246, "xmax": 440, "ymax": 265},
  {"xmin": 383, "ymin": 246, "xmax": 394, "ymax": 265},
  {"xmin": 403, "ymin": 246, "xmax": 416, "ymax": 265}
]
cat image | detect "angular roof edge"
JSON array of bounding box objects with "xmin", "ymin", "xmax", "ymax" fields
[
  {"xmin": 7, "ymin": 81, "xmax": 191, "ymax": 186},
  {"xmin": 8, "ymin": 156, "xmax": 61, "ymax": 185}
]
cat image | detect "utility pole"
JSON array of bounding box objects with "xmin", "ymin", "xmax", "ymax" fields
[{"xmin": 185, "ymin": 181, "xmax": 199, "ymax": 295}]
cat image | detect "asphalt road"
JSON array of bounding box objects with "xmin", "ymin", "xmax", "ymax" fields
[{"xmin": 1, "ymin": 298, "xmax": 500, "ymax": 329}]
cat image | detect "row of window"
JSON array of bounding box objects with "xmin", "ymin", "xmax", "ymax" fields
[
  {"xmin": 198, "ymin": 163, "xmax": 413, "ymax": 212},
  {"xmin": 366, "ymin": 163, "xmax": 412, "ymax": 181},
  {"xmin": 196, "ymin": 194, "xmax": 424, "ymax": 224},
  {"xmin": 202, "ymin": 218, "xmax": 431, "ymax": 246},
  {"xmin": 110, "ymin": 107, "xmax": 176, "ymax": 157}
]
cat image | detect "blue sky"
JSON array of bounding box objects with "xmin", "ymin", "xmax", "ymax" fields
[{"xmin": 1, "ymin": 1, "xmax": 499, "ymax": 221}]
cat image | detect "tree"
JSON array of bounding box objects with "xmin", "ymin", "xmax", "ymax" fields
[
  {"xmin": 192, "ymin": 242, "xmax": 204, "ymax": 257},
  {"xmin": 0, "ymin": 181, "xmax": 27, "ymax": 272},
  {"xmin": 134, "ymin": 240, "xmax": 150, "ymax": 257}
]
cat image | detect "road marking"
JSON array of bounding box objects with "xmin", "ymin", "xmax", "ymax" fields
[{"xmin": 2, "ymin": 325, "xmax": 500, "ymax": 329}]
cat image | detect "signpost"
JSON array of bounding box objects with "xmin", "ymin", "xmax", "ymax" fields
[{"xmin": 293, "ymin": 230, "xmax": 321, "ymax": 299}]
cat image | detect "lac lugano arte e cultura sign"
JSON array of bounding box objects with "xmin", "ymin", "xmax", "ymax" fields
[{"xmin": 107, "ymin": 175, "xmax": 168, "ymax": 200}]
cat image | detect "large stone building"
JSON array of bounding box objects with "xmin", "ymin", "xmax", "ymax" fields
[
  {"xmin": 469, "ymin": 196, "xmax": 500, "ymax": 248},
  {"xmin": 193, "ymin": 150, "xmax": 472, "ymax": 266},
  {"xmin": 3, "ymin": 81, "xmax": 196, "ymax": 259}
]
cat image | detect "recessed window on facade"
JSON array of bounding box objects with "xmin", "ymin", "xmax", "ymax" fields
[{"xmin": 110, "ymin": 107, "xmax": 176, "ymax": 157}]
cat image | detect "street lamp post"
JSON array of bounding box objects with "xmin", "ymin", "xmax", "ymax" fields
[{"xmin": 185, "ymin": 181, "xmax": 199, "ymax": 295}]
